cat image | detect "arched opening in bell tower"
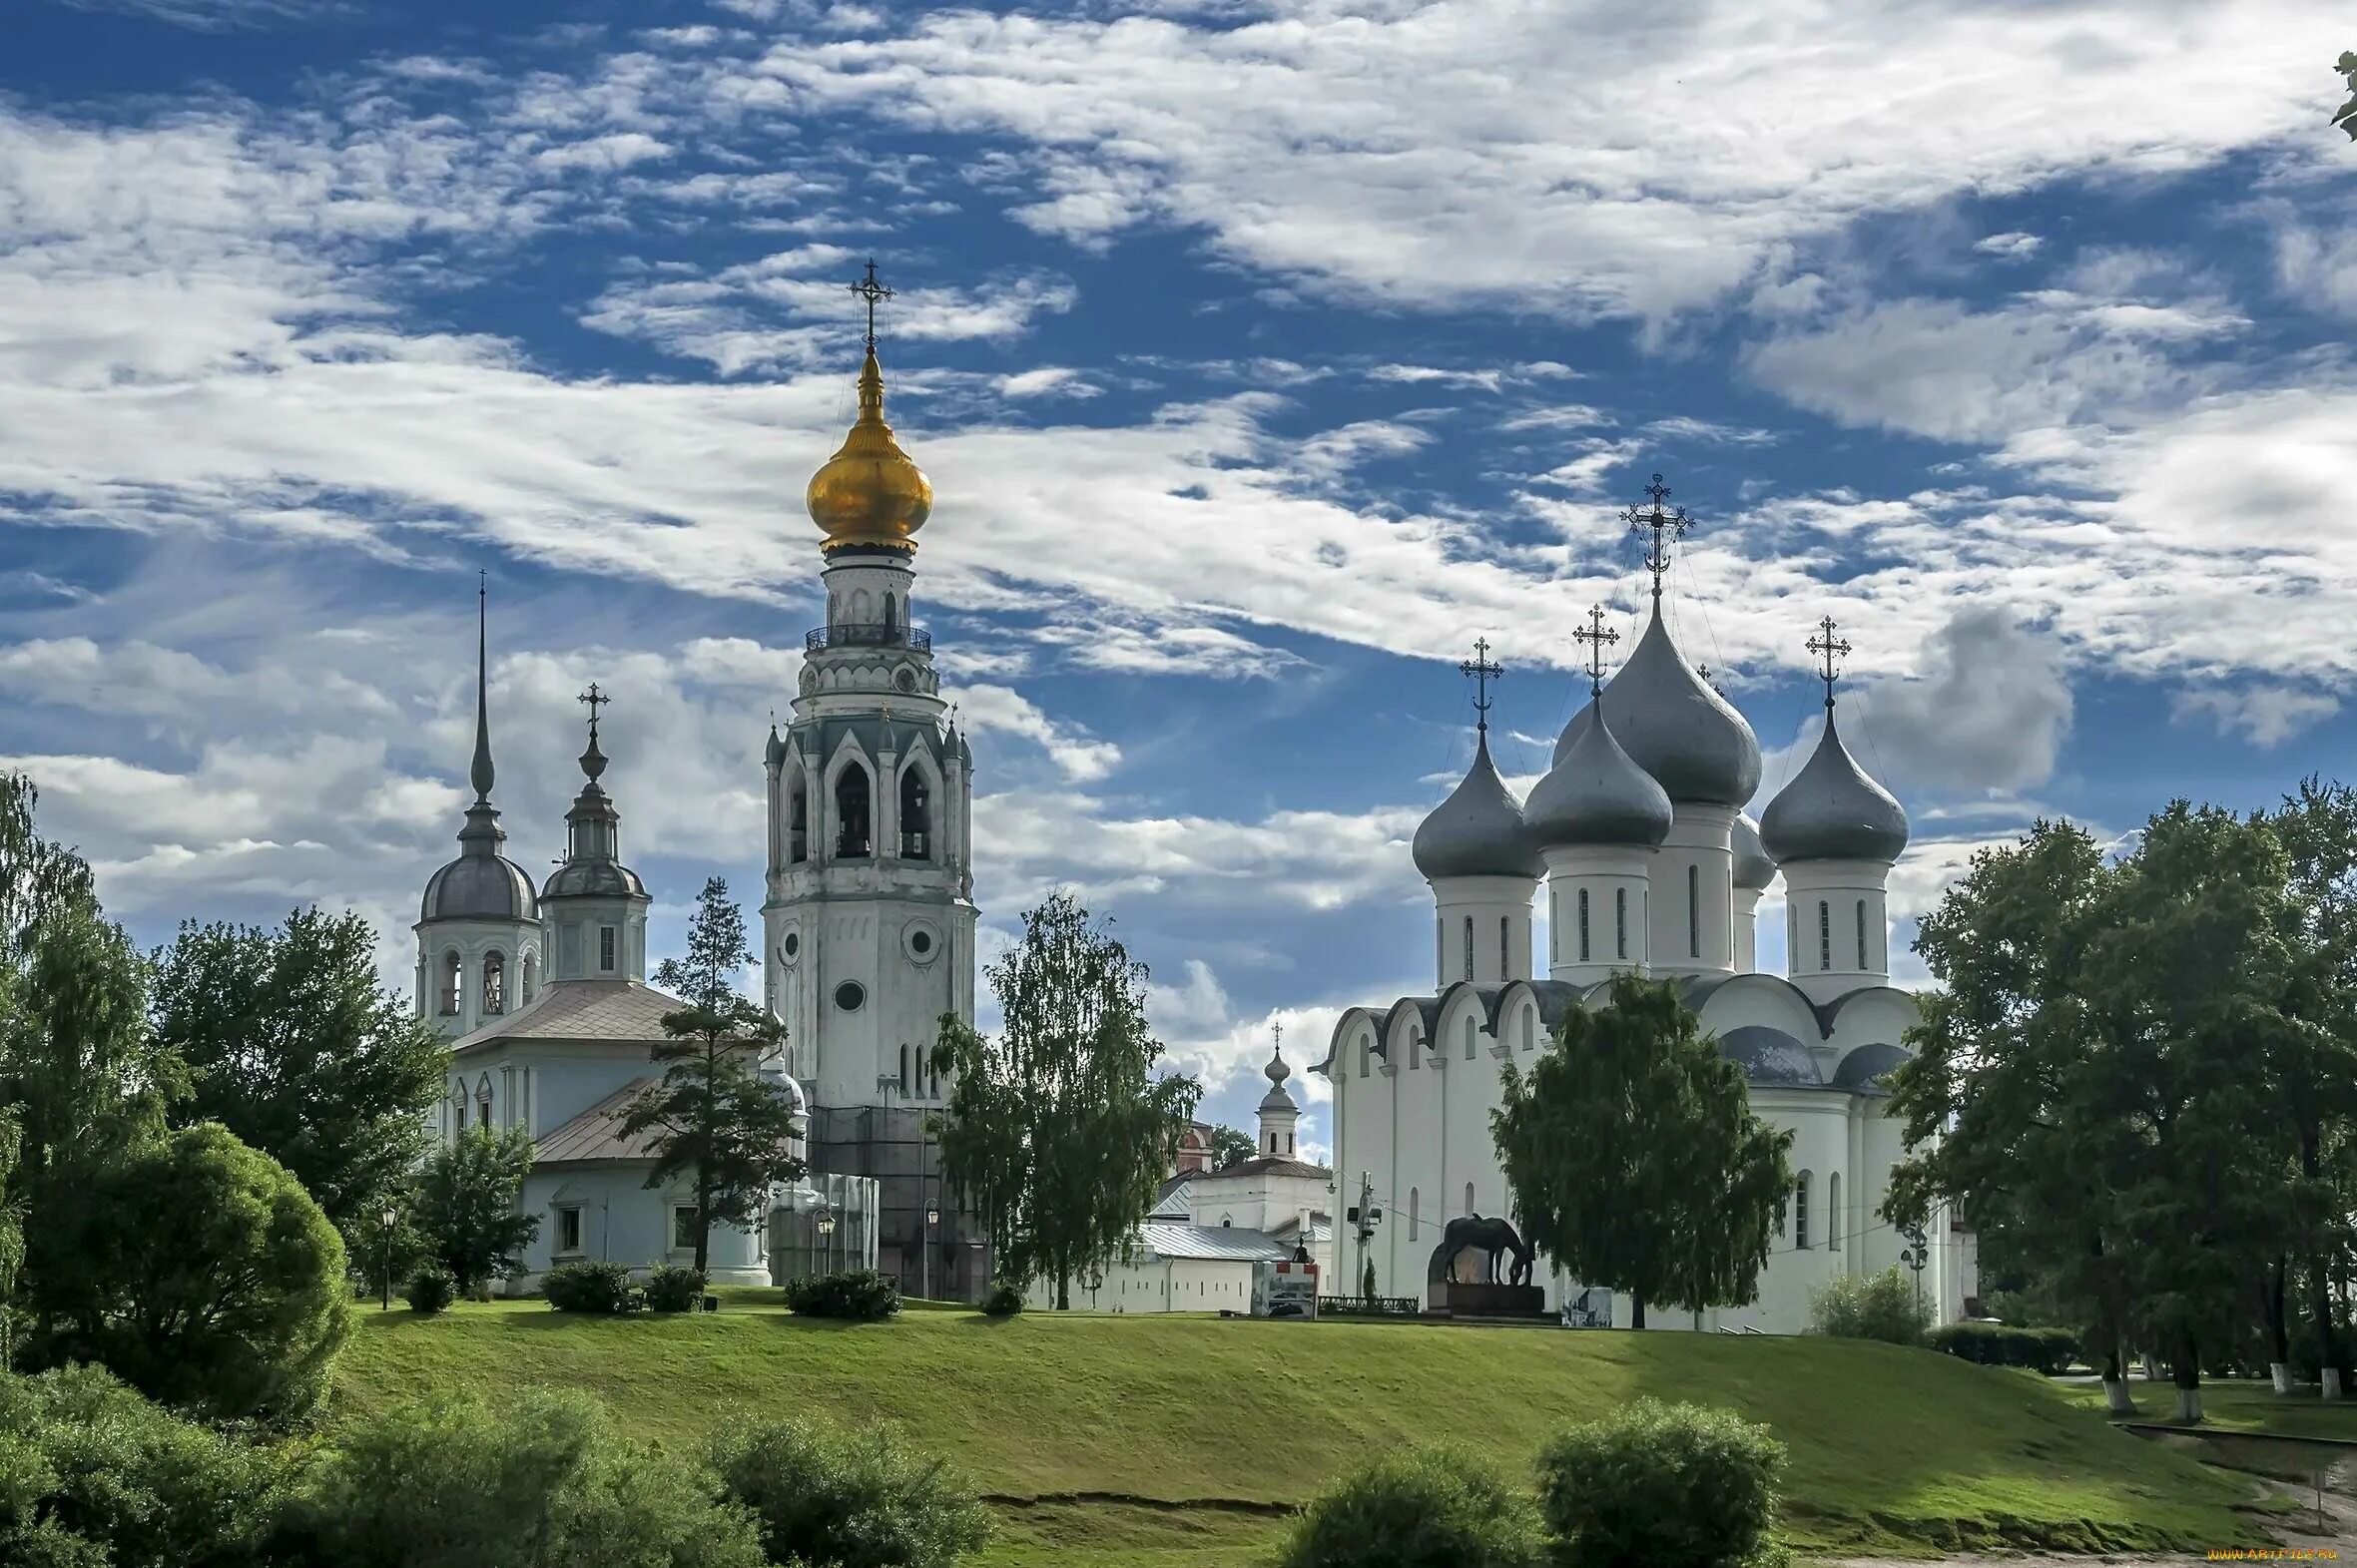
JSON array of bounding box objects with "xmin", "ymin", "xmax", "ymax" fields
[
  {"xmin": 899, "ymin": 767, "xmax": 930, "ymax": 859},
  {"xmin": 787, "ymin": 777, "xmax": 808, "ymax": 863},
  {"xmin": 834, "ymin": 765, "xmax": 873, "ymax": 858}
]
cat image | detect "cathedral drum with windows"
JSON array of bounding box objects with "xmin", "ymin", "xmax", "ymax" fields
[{"xmin": 1314, "ymin": 480, "xmax": 1976, "ymax": 1335}]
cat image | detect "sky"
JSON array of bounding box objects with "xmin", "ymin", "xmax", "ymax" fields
[{"xmin": 4, "ymin": 0, "xmax": 2355, "ymax": 1159}]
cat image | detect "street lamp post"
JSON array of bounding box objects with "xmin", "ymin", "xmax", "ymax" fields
[
  {"xmin": 377, "ymin": 1204, "xmax": 398, "ymax": 1311},
  {"xmin": 1898, "ymin": 1220, "xmax": 1930, "ymax": 1316},
  {"xmin": 923, "ymin": 1205, "xmax": 939, "ymax": 1301},
  {"xmin": 817, "ymin": 1207, "xmax": 837, "ymax": 1277}
]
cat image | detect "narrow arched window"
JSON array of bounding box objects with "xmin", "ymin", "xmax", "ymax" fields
[
  {"xmin": 1857, "ymin": 899, "xmax": 1869, "ymax": 970},
  {"xmin": 1409, "ymin": 1188, "xmax": 1420, "ymax": 1241},
  {"xmin": 1500, "ymin": 915, "xmax": 1510, "ymax": 977},
  {"xmin": 1464, "ymin": 1016, "xmax": 1475, "ymax": 1060},
  {"xmin": 1577, "ymin": 889, "xmax": 1590, "ymax": 961},
  {"xmin": 1794, "ymin": 1172, "xmax": 1811, "ymax": 1249},
  {"xmin": 1829, "ymin": 1172, "xmax": 1843, "ymax": 1249},
  {"xmin": 440, "ymin": 950, "xmax": 463, "ymax": 1017},
  {"xmin": 787, "ymin": 779, "xmax": 808, "ymax": 863},
  {"xmin": 898, "ymin": 1043, "xmax": 909, "ymax": 1096},
  {"xmin": 899, "ymin": 768, "xmax": 931, "ymax": 859},
  {"xmin": 1520, "ymin": 1008, "xmax": 1534, "ymax": 1052},
  {"xmin": 481, "ymin": 950, "xmax": 506, "ymax": 1016},
  {"xmin": 1465, "ymin": 1182, "xmax": 1475, "ymax": 1217},
  {"xmin": 1688, "ymin": 863, "xmax": 1700, "ymax": 958},
  {"xmin": 521, "ymin": 953, "xmax": 536, "ymax": 1006},
  {"xmin": 1819, "ymin": 900, "xmax": 1832, "ymax": 971},
  {"xmin": 1358, "ymin": 1039, "xmax": 1370, "ymax": 1078},
  {"xmin": 1615, "ymin": 887, "xmax": 1628, "ymax": 960},
  {"xmin": 835, "ymin": 765, "xmax": 873, "ymax": 857},
  {"xmin": 1462, "ymin": 916, "xmax": 1473, "ymax": 982},
  {"xmin": 884, "ymin": 593, "xmax": 898, "ymax": 635}
]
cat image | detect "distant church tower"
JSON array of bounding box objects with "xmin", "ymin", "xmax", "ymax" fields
[
  {"xmin": 764, "ymin": 264, "xmax": 979, "ymax": 1295},
  {"xmin": 415, "ymin": 580, "xmax": 542, "ymax": 1037}
]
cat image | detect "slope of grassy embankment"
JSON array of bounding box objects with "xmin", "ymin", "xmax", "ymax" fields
[{"xmin": 332, "ymin": 1300, "xmax": 2270, "ymax": 1567}]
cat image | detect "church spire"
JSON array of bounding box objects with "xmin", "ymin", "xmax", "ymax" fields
[{"xmin": 470, "ymin": 571, "xmax": 495, "ymax": 803}]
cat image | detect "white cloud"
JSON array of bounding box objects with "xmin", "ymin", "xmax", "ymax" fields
[
  {"xmin": 1975, "ymin": 232, "xmax": 2044, "ymax": 261},
  {"xmin": 2173, "ymin": 684, "xmax": 2342, "ymax": 749}
]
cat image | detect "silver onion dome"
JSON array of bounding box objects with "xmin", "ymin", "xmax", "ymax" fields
[
  {"xmin": 1526, "ymin": 700, "xmax": 1673, "ymax": 849},
  {"xmin": 1558, "ymin": 613, "xmax": 1761, "ymax": 807},
  {"xmin": 1732, "ymin": 812, "xmax": 1777, "ymax": 890},
  {"xmin": 1759, "ymin": 707, "xmax": 1908, "ymax": 863},
  {"xmin": 1412, "ymin": 736, "xmax": 1544, "ymax": 880}
]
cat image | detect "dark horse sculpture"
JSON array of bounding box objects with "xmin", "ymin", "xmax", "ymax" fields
[{"xmin": 1427, "ymin": 1214, "xmax": 1534, "ymax": 1288}]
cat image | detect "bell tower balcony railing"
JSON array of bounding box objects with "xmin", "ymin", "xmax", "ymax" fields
[{"xmin": 806, "ymin": 624, "xmax": 932, "ymax": 655}]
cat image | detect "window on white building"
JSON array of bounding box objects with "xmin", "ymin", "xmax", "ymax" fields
[
  {"xmin": 1500, "ymin": 915, "xmax": 1510, "ymax": 977},
  {"xmin": 1408, "ymin": 1187, "xmax": 1420, "ymax": 1241},
  {"xmin": 1577, "ymin": 889, "xmax": 1590, "ymax": 961},
  {"xmin": 1465, "ymin": 1017, "xmax": 1475, "ymax": 1060},
  {"xmin": 600, "ymin": 926, "xmax": 618, "ymax": 973},
  {"xmin": 1615, "ymin": 888, "xmax": 1628, "ymax": 960},
  {"xmin": 1818, "ymin": 901, "xmax": 1831, "ymax": 971},
  {"xmin": 482, "ymin": 950, "xmax": 506, "ymax": 1016},
  {"xmin": 1829, "ymin": 1173, "xmax": 1843, "ymax": 1249},
  {"xmin": 1857, "ymin": 899, "xmax": 1869, "ymax": 970},
  {"xmin": 556, "ymin": 1205, "xmax": 583, "ymax": 1255},
  {"xmin": 1465, "ymin": 1182, "xmax": 1475, "ymax": 1217},
  {"xmin": 1794, "ymin": 1172, "xmax": 1811, "ymax": 1249},
  {"xmin": 1462, "ymin": 916, "xmax": 1473, "ymax": 982},
  {"xmin": 672, "ymin": 1207, "xmax": 700, "ymax": 1251},
  {"xmin": 1688, "ymin": 864, "xmax": 1700, "ymax": 957},
  {"xmin": 440, "ymin": 951, "xmax": 463, "ymax": 1016}
]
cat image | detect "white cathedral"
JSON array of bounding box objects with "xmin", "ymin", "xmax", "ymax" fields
[
  {"xmin": 1315, "ymin": 489, "xmax": 1976, "ymax": 1335},
  {"xmin": 413, "ymin": 317, "xmax": 986, "ymax": 1298}
]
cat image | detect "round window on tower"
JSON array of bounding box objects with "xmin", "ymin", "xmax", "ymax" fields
[
  {"xmin": 902, "ymin": 921, "xmax": 940, "ymax": 966},
  {"xmin": 780, "ymin": 931, "xmax": 800, "ymax": 964},
  {"xmin": 893, "ymin": 666, "xmax": 917, "ymax": 693},
  {"xmin": 834, "ymin": 981, "xmax": 866, "ymax": 1012}
]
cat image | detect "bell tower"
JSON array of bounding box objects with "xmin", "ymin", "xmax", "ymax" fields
[{"xmin": 765, "ymin": 262, "xmax": 980, "ymax": 1295}]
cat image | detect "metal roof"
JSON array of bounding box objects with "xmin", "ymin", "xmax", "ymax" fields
[
  {"xmin": 531, "ymin": 1077, "xmax": 662, "ymax": 1165},
  {"xmin": 452, "ymin": 977, "xmax": 684, "ymax": 1054},
  {"xmin": 1133, "ymin": 1220, "xmax": 1295, "ymax": 1263}
]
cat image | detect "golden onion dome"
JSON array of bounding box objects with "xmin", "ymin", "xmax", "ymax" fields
[{"xmin": 807, "ymin": 347, "xmax": 932, "ymax": 553}]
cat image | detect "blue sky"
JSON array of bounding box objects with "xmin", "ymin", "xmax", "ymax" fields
[{"xmin": 5, "ymin": 0, "xmax": 2355, "ymax": 1154}]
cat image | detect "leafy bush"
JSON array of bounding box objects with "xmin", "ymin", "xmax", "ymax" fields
[
  {"xmin": 1271, "ymin": 1445, "xmax": 1542, "ymax": 1568},
  {"xmin": 289, "ymin": 1389, "xmax": 763, "ymax": 1568},
  {"xmin": 406, "ymin": 1268, "xmax": 456, "ymax": 1315},
  {"xmin": 0, "ymin": 1363, "xmax": 300, "ymax": 1568},
  {"xmin": 2290, "ymin": 1322, "xmax": 2355, "ymax": 1381},
  {"xmin": 784, "ymin": 1269, "xmax": 900, "ymax": 1321},
  {"xmin": 645, "ymin": 1265, "xmax": 708, "ymax": 1313},
  {"xmin": 1535, "ymin": 1399, "xmax": 1787, "ymax": 1568},
  {"xmin": 1807, "ymin": 1267, "xmax": 1931, "ymax": 1345},
  {"xmin": 979, "ymin": 1281, "xmax": 1023, "ymax": 1318},
  {"xmin": 544, "ymin": 1260, "xmax": 637, "ymax": 1314},
  {"xmin": 1927, "ymin": 1321, "xmax": 2078, "ymax": 1374},
  {"xmin": 32, "ymin": 1123, "xmax": 349, "ymax": 1422},
  {"xmin": 708, "ymin": 1414, "xmax": 991, "ymax": 1568}
]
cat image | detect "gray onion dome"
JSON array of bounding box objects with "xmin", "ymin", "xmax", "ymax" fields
[
  {"xmin": 1526, "ymin": 700, "xmax": 1673, "ymax": 849},
  {"xmin": 1412, "ymin": 737, "xmax": 1543, "ymax": 880},
  {"xmin": 421, "ymin": 845, "xmax": 539, "ymax": 922},
  {"xmin": 1732, "ymin": 813, "xmax": 1777, "ymax": 890},
  {"xmin": 1759, "ymin": 707, "xmax": 1908, "ymax": 863},
  {"xmin": 1565, "ymin": 614, "xmax": 1760, "ymax": 806}
]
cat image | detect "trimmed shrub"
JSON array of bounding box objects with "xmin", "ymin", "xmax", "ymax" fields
[
  {"xmin": 544, "ymin": 1261, "xmax": 636, "ymax": 1314},
  {"xmin": 288, "ymin": 1390, "xmax": 763, "ymax": 1568},
  {"xmin": 0, "ymin": 1362, "xmax": 300, "ymax": 1568},
  {"xmin": 1272, "ymin": 1445, "xmax": 1543, "ymax": 1568},
  {"xmin": 406, "ymin": 1269, "xmax": 456, "ymax": 1315},
  {"xmin": 784, "ymin": 1269, "xmax": 900, "ymax": 1321},
  {"xmin": 709, "ymin": 1413, "xmax": 991, "ymax": 1568},
  {"xmin": 1927, "ymin": 1321, "xmax": 2078, "ymax": 1374},
  {"xmin": 1807, "ymin": 1267, "xmax": 1931, "ymax": 1345},
  {"xmin": 1535, "ymin": 1399, "xmax": 1787, "ymax": 1568},
  {"xmin": 979, "ymin": 1281, "xmax": 1024, "ymax": 1318},
  {"xmin": 32, "ymin": 1123, "xmax": 349, "ymax": 1422},
  {"xmin": 645, "ymin": 1265, "xmax": 707, "ymax": 1313}
]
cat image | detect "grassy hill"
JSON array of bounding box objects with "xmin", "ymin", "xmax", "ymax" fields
[{"xmin": 331, "ymin": 1300, "xmax": 2270, "ymax": 1567}]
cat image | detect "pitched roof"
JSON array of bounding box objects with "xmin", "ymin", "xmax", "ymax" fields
[
  {"xmin": 452, "ymin": 977, "xmax": 685, "ymax": 1054},
  {"xmin": 1149, "ymin": 1178, "xmax": 1195, "ymax": 1220},
  {"xmin": 1207, "ymin": 1154, "xmax": 1331, "ymax": 1181},
  {"xmin": 531, "ymin": 1077, "xmax": 663, "ymax": 1165},
  {"xmin": 1135, "ymin": 1220, "xmax": 1296, "ymax": 1263}
]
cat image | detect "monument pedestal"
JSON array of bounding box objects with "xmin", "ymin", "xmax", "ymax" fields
[{"xmin": 1440, "ymin": 1282, "xmax": 1546, "ymax": 1317}]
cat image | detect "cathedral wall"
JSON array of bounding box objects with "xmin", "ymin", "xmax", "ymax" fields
[
  {"xmin": 1649, "ymin": 804, "xmax": 1737, "ymax": 979},
  {"xmin": 1390, "ymin": 1025, "xmax": 1442, "ymax": 1289},
  {"xmin": 507, "ymin": 1165, "xmax": 768, "ymax": 1292}
]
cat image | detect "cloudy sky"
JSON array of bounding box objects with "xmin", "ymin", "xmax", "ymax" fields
[{"xmin": 6, "ymin": 0, "xmax": 2355, "ymax": 1155}]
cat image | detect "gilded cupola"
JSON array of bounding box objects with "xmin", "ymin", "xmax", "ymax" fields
[{"xmin": 807, "ymin": 346, "xmax": 932, "ymax": 554}]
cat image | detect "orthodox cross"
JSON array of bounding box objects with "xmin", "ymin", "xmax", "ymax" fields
[
  {"xmin": 1623, "ymin": 473, "xmax": 1690, "ymax": 602},
  {"xmin": 1272, "ymin": 1020, "xmax": 1284, "ymax": 1056},
  {"xmin": 849, "ymin": 259, "xmax": 893, "ymax": 351},
  {"xmin": 1572, "ymin": 604, "xmax": 1618, "ymax": 698},
  {"xmin": 578, "ymin": 682, "xmax": 609, "ymax": 741},
  {"xmin": 1806, "ymin": 615, "xmax": 1852, "ymax": 709},
  {"xmin": 1459, "ymin": 637, "xmax": 1503, "ymax": 738}
]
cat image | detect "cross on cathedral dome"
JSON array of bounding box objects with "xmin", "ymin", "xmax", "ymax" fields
[{"xmin": 806, "ymin": 261, "xmax": 933, "ymax": 555}]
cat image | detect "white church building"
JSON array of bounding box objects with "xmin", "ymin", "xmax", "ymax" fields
[
  {"xmin": 412, "ymin": 299, "xmax": 982, "ymax": 1298},
  {"xmin": 1315, "ymin": 484, "xmax": 1975, "ymax": 1334}
]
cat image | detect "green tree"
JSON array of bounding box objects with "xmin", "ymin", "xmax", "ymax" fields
[
  {"xmin": 617, "ymin": 878, "xmax": 806, "ymax": 1276},
  {"xmin": 33, "ymin": 1123, "xmax": 348, "ymax": 1422},
  {"xmin": 151, "ymin": 908, "xmax": 446, "ymax": 1234},
  {"xmin": 2335, "ymin": 52, "xmax": 2357, "ymax": 140},
  {"xmin": 2269, "ymin": 778, "xmax": 2357, "ymax": 1394},
  {"xmin": 1206, "ymin": 1123, "xmax": 1256, "ymax": 1170},
  {"xmin": 1490, "ymin": 972, "xmax": 1791, "ymax": 1330},
  {"xmin": 415, "ymin": 1124, "xmax": 539, "ymax": 1295},
  {"xmin": 930, "ymin": 892, "xmax": 1201, "ymax": 1310}
]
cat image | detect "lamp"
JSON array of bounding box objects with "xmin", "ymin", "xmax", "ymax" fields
[
  {"xmin": 924, "ymin": 1205, "xmax": 939, "ymax": 1228},
  {"xmin": 376, "ymin": 1204, "xmax": 398, "ymax": 1312}
]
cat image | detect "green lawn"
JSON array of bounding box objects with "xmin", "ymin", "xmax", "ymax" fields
[
  {"xmin": 2057, "ymin": 1375, "xmax": 2357, "ymax": 1442},
  {"xmin": 332, "ymin": 1301, "xmax": 2271, "ymax": 1566}
]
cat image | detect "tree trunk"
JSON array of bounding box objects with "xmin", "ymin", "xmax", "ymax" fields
[
  {"xmin": 2173, "ymin": 1330, "xmax": 2202, "ymax": 1424},
  {"xmin": 693, "ymin": 1171, "xmax": 712, "ymax": 1277},
  {"xmin": 2100, "ymin": 1342, "xmax": 2136, "ymax": 1415},
  {"xmin": 2311, "ymin": 1255, "xmax": 2342, "ymax": 1399},
  {"xmin": 2268, "ymin": 1257, "xmax": 2292, "ymax": 1394},
  {"xmin": 1631, "ymin": 1294, "xmax": 1645, "ymax": 1330}
]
